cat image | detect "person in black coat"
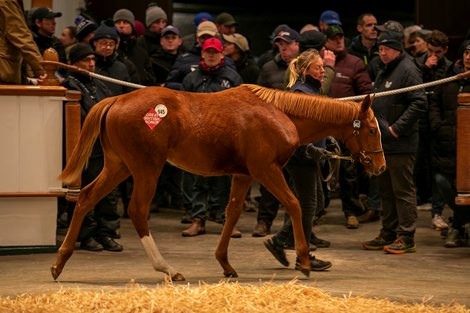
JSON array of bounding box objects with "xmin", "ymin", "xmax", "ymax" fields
[
  {"xmin": 429, "ymin": 40, "xmax": 470, "ymax": 247},
  {"xmin": 362, "ymin": 30, "xmax": 427, "ymax": 254},
  {"xmin": 61, "ymin": 43, "xmax": 123, "ymax": 252}
]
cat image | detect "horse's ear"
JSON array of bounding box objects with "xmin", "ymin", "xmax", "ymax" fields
[{"xmin": 360, "ymin": 94, "xmax": 374, "ymax": 113}]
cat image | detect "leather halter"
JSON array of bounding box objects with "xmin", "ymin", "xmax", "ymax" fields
[{"xmin": 337, "ymin": 119, "xmax": 383, "ymax": 165}]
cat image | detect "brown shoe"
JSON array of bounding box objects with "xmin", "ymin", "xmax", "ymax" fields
[
  {"xmin": 357, "ymin": 210, "xmax": 380, "ymax": 223},
  {"xmin": 231, "ymin": 227, "xmax": 242, "ymax": 238},
  {"xmin": 252, "ymin": 222, "xmax": 270, "ymax": 237},
  {"xmin": 182, "ymin": 218, "xmax": 205, "ymax": 237},
  {"xmin": 346, "ymin": 215, "xmax": 359, "ymax": 229}
]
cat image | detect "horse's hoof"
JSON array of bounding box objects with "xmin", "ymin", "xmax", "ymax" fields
[
  {"xmin": 171, "ymin": 273, "xmax": 185, "ymax": 281},
  {"xmin": 224, "ymin": 270, "xmax": 238, "ymax": 278},
  {"xmin": 51, "ymin": 265, "xmax": 62, "ymax": 280},
  {"xmin": 298, "ymin": 266, "xmax": 311, "ymax": 278}
]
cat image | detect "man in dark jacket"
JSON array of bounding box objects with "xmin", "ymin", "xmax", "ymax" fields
[
  {"xmin": 362, "ymin": 30, "xmax": 427, "ymax": 254},
  {"xmin": 180, "ymin": 38, "xmax": 243, "ymax": 238},
  {"xmin": 62, "ymin": 43, "xmax": 123, "ymax": 252},
  {"xmin": 323, "ymin": 25, "xmax": 374, "ymax": 229},
  {"xmin": 29, "ymin": 7, "xmax": 66, "ymax": 78},
  {"xmin": 429, "ymin": 40, "xmax": 470, "ymax": 247},
  {"xmin": 165, "ymin": 21, "xmax": 235, "ymax": 90}
]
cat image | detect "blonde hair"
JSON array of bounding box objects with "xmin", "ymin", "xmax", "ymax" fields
[{"xmin": 286, "ymin": 48, "xmax": 321, "ymax": 89}]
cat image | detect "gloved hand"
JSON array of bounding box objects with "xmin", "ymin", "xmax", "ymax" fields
[{"xmin": 305, "ymin": 145, "xmax": 333, "ymax": 163}]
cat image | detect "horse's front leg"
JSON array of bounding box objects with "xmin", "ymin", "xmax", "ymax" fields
[
  {"xmin": 130, "ymin": 173, "xmax": 185, "ymax": 281},
  {"xmin": 215, "ymin": 175, "xmax": 252, "ymax": 278}
]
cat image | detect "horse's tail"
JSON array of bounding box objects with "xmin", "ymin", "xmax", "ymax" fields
[{"xmin": 59, "ymin": 96, "xmax": 117, "ymax": 184}]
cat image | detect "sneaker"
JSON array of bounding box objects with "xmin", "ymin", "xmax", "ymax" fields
[
  {"xmin": 432, "ymin": 214, "xmax": 449, "ymax": 231},
  {"xmin": 346, "ymin": 215, "xmax": 359, "ymax": 229},
  {"xmin": 383, "ymin": 238, "xmax": 416, "ymax": 254},
  {"xmin": 310, "ymin": 233, "xmax": 331, "ymax": 248},
  {"xmin": 444, "ymin": 227, "xmax": 462, "ymax": 248},
  {"xmin": 295, "ymin": 255, "xmax": 332, "ymax": 271},
  {"xmin": 362, "ymin": 236, "xmax": 394, "ymax": 250},
  {"xmin": 264, "ymin": 238, "xmax": 289, "ymax": 267},
  {"xmin": 284, "ymin": 242, "xmax": 317, "ymax": 251}
]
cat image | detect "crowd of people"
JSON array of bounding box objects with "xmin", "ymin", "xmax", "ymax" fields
[{"xmin": 2, "ymin": 0, "xmax": 470, "ymax": 266}]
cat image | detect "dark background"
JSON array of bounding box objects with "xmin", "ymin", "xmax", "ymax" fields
[{"xmin": 86, "ymin": 0, "xmax": 469, "ymax": 60}]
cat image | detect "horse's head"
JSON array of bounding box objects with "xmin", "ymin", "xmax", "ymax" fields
[{"xmin": 343, "ymin": 95, "xmax": 386, "ymax": 176}]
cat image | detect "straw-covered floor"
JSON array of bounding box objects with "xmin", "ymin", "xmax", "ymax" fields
[{"xmin": 1, "ymin": 280, "xmax": 468, "ymax": 313}]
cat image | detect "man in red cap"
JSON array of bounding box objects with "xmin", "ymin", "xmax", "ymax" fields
[{"xmin": 180, "ymin": 37, "xmax": 243, "ymax": 238}]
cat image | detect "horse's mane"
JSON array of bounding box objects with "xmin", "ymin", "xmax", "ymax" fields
[{"xmin": 243, "ymin": 84, "xmax": 360, "ymax": 123}]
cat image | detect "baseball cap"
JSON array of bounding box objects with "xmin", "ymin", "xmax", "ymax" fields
[
  {"xmin": 32, "ymin": 7, "xmax": 62, "ymax": 20},
  {"xmin": 375, "ymin": 20, "xmax": 404, "ymax": 34},
  {"xmin": 202, "ymin": 37, "xmax": 223, "ymax": 52},
  {"xmin": 197, "ymin": 21, "xmax": 218, "ymax": 37},
  {"xmin": 319, "ymin": 10, "xmax": 342, "ymax": 25},
  {"xmin": 273, "ymin": 28, "xmax": 301, "ymax": 43},
  {"xmin": 194, "ymin": 12, "xmax": 213, "ymax": 26},
  {"xmin": 215, "ymin": 12, "xmax": 238, "ymax": 26},
  {"xmin": 222, "ymin": 33, "xmax": 249, "ymax": 52},
  {"xmin": 161, "ymin": 25, "xmax": 181, "ymax": 37},
  {"xmin": 323, "ymin": 25, "xmax": 344, "ymax": 39}
]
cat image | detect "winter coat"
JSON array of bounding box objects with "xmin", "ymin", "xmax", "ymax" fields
[
  {"xmin": 372, "ymin": 52, "xmax": 427, "ymax": 154},
  {"xmin": 0, "ymin": 0, "xmax": 44, "ymax": 84},
  {"xmin": 62, "ymin": 73, "xmax": 112, "ymax": 159},
  {"xmin": 257, "ymin": 53, "xmax": 289, "ymax": 90},
  {"xmin": 166, "ymin": 44, "xmax": 236, "ymax": 90},
  {"xmin": 181, "ymin": 62, "xmax": 242, "ymax": 93},
  {"xmin": 289, "ymin": 75, "xmax": 326, "ymax": 166},
  {"xmin": 95, "ymin": 53, "xmax": 135, "ymax": 96},
  {"xmin": 329, "ymin": 50, "xmax": 372, "ymax": 98},
  {"xmin": 428, "ymin": 68, "xmax": 470, "ymax": 176},
  {"xmin": 348, "ymin": 34, "xmax": 379, "ymax": 67}
]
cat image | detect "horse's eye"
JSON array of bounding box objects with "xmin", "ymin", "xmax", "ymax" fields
[{"xmin": 369, "ymin": 128, "xmax": 377, "ymax": 135}]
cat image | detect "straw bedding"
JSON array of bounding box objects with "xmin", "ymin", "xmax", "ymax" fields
[{"xmin": 1, "ymin": 280, "xmax": 468, "ymax": 313}]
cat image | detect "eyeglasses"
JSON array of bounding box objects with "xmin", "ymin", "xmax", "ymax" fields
[{"xmin": 96, "ymin": 41, "xmax": 116, "ymax": 48}]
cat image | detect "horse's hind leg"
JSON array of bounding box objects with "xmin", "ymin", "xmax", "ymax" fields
[
  {"xmin": 51, "ymin": 160, "xmax": 129, "ymax": 280},
  {"xmin": 129, "ymin": 169, "xmax": 185, "ymax": 281},
  {"xmin": 253, "ymin": 166, "xmax": 310, "ymax": 277},
  {"xmin": 215, "ymin": 175, "xmax": 252, "ymax": 277}
]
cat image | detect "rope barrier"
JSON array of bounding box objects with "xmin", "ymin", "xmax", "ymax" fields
[
  {"xmin": 41, "ymin": 60, "xmax": 147, "ymax": 89},
  {"xmin": 337, "ymin": 70, "xmax": 470, "ymax": 101},
  {"xmin": 42, "ymin": 60, "xmax": 470, "ymax": 101}
]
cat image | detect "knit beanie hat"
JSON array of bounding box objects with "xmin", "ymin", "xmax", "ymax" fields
[
  {"xmin": 76, "ymin": 19, "xmax": 98, "ymax": 42},
  {"xmin": 92, "ymin": 21, "xmax": 119, "ymax": 42},
  {"xmin": 113, "ymin": 8, "xmax": 135, "ymax": 28},
  {"xmin": 145, "ymin": 5, "xmax": 167, "ymax": 27},
  {"xmin": 299, "ymin": 30, "xmax": 327, "ymax": 52},
  {"xmin": 69, "ymin": 42, "xmax": 94, "ymax": 64},
  {"xmin": 377, "ymin": 30, "xmax": 404, "ymax": 51}
]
